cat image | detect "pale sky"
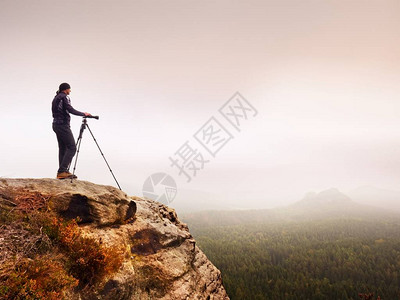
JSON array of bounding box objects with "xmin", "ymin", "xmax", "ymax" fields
[{"xmin": 1, "ymin": 0, "xmax": 399, "ymax": 212}]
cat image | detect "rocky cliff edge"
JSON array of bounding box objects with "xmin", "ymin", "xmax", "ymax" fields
[{"xmin": 0, "ymin": 178, "xmax": 229, "ymax": 300}]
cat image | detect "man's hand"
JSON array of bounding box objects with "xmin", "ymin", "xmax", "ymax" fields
[{"xmin": 84, "ymin": 112, "xmax": 92, "ymax": 117}]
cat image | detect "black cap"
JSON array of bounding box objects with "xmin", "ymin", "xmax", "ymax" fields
[{"xmin": 59, "ymin": 82, "xmax": 71, "ymax": 92}]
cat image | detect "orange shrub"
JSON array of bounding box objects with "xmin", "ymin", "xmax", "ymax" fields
[
  {"xmin": 43, "ymin": 216, "xmax": 124, "ymax": 285},
  {"xmin": 0, "ymin": 256, "xmax": 78, "ymax": 300}
]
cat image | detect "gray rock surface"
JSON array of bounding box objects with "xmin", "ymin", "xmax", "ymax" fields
[
  {"xmin": 0, "ymin": 178, "xmax": 229, "ymax": 299},
  {"xmin": 0, "ymin": 178, "xmax": 136, "ymax": 226}
]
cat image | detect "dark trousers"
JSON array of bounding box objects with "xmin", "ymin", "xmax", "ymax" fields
[{"xmin": 52, "ymin": 123, "xmax": 77, "ymax": 173}]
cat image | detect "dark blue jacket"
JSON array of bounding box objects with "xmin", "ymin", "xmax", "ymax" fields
[{"xmin": 52, "ymin": 92, "xmax": 85, "ymax": 125}]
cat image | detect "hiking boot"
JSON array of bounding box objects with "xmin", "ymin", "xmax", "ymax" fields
[{"xmin": 57, "ymin": 172, "xmax": 78, "ymax": 179}]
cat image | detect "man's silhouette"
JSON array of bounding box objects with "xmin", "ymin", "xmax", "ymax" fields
[{"xmin": 51, "ymin": 83, "xmax": 91, "ymax": 179}]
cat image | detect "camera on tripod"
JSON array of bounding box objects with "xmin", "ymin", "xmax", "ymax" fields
[
  {"xmin": 83, "ymin": 115, "xmax": 99, "ymax": 120},
  {"xmin": 70, "ymin": 115, "xmax": 121, "ymax": 190}
]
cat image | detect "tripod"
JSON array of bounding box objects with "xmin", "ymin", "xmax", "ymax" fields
[{"xmin": 70, "ymin": 116, "xmax": 122, "ymax": 190}]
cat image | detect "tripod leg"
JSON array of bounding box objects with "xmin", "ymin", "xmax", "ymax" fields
[
  {"xmin": 68, "ymin": 121, "xmax": 86, "ymax": 177},
  {"xmin": 71, "ymin": 135, "xmax": 83, "ymax": 178},
  {"xmin": 85, "ymin": 124, "xmax": 122, "ymax": 190}
]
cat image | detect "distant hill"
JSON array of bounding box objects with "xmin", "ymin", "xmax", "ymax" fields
[
  {"xmin": 280, "ymin": 187, "xmax": 396, "ymax": 221},
  {"xmin": 181, "ymin": 188, "xmax": 400, "ymax": 228},
  {"xmin": 291, "ymin": 187, "xmax": 353, "ymax": 208}
]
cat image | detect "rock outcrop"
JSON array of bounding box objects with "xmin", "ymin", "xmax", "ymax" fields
[{"xmin": 0, "ymin": 178, "xmax": 229, "ymax": 300}]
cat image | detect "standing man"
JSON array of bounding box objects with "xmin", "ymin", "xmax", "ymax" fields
[{"xmin": 52, "ymin": 83, "xmax": 91, "ymax": 179}]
